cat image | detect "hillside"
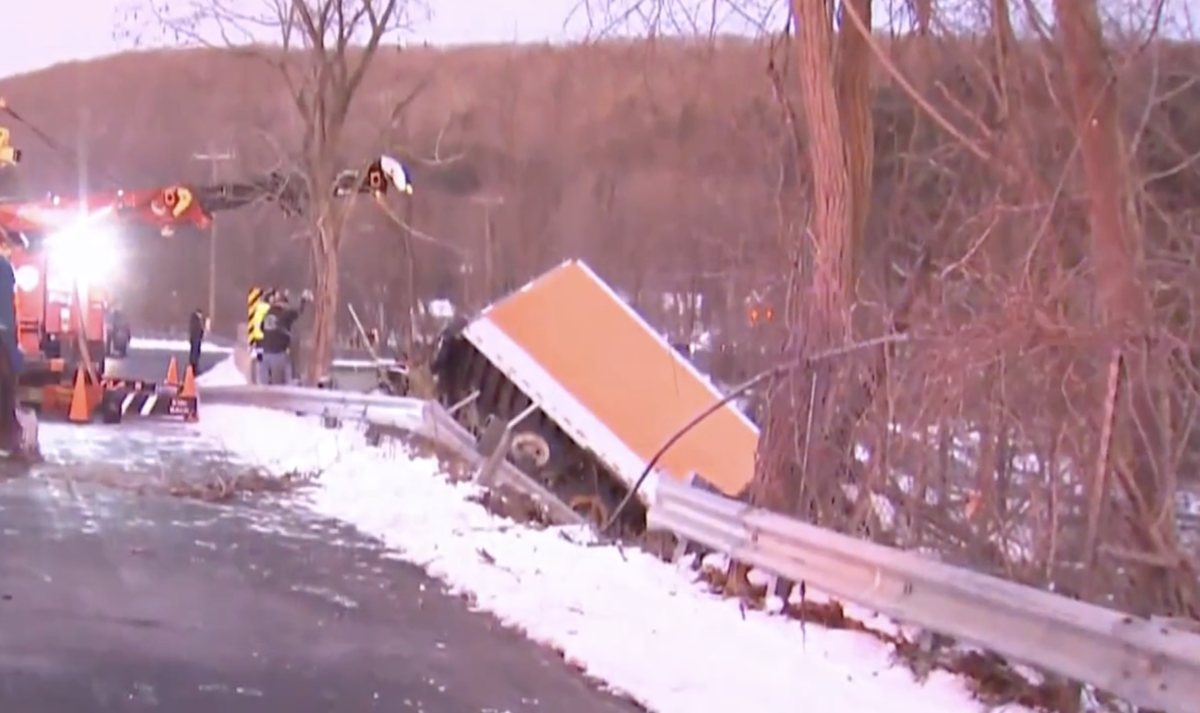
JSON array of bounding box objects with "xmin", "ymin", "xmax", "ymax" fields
[
  {"xmin": 2, "ymin": 40, "xmax": 1200, "ymax": 340},
  {"xmin": 0, "ymin": 42, "xmax": 780, "ymax": 331}
]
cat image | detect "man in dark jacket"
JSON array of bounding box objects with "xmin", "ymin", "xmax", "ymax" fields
[
  {"xmin": 107, "ymin": 307, "xmax": 131, "ymax": 357},
  {"xmin": 0, "ymin": 249, "xmax": 26, "ymax": 453},
  {"xmin": 257, "ymin": 289, "xmax": 311, "ymax": 385},
  {"xmin": 187, "ymin": 308, "xmax": 205, "ymax": 376}
]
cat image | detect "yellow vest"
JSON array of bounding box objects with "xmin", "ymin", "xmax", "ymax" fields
[{"xmin": 248, "ymin": 301, "xmax": 270, "ymax": 343}]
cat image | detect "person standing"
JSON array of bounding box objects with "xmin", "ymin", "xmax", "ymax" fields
[
  {"xmin": 187, "ymin": 308, "xmax": 205, "ymax": 376},
  {"xmin": 247, "ymin": 289, "xmax": 274, "ymax": 384},
  {"xmin": 257, "ymin": 289, "xmax": 311, "ymax": 385},
  {"xmin": 0, "ymin": 243, "xmax": 25, "ymax": 453}
]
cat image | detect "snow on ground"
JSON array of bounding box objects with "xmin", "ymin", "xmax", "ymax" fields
[
  {"xmin": 197, "ymin": 404, "xmax": 1029, "ymax": 713},
  {"xmin": 130, "ymin": 337, "xmax": 232, "ymax": 353},
  {"xmin": 196, "ymin": 355, "xmax": 248, "ymax": 387}
]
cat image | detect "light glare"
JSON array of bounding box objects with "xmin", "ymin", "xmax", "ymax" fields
[
  {"xmin": 44, "ymin": 226, "xmax": 120, "ymax": 290},
  {"xmin": 14, "ymin": 265, "xmax": 39, "ymax": 292}
]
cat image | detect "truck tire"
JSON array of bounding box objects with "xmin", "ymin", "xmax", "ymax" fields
[{"xmin": 508, "ymin": 426, "xmax": 564, "ymax": 475}]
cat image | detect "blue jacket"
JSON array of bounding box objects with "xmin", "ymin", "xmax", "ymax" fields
[
  {"xmin": 0, "ymin": 257, "xmax": 23, "ymax": 373},
  {"xmin": 0, "ymin": 257, "xmax": 14, "ymax": 330}
]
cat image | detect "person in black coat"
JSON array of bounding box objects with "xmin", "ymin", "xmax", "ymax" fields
[
  {"xmin": 0, "ymin": 252, "xmax": 19, "ymax": 450},
  {"xmin": 187, "ymin": 308, "xmax": 205, "ymax": 376},
  {"xmin": 0, "ymin": 247, "xmax": 28, "ymax": 454},
  {"xmin": 258, "ymin": 290, "xmax": 311, "ymax": 385}
]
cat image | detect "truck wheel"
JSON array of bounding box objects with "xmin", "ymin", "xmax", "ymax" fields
[
  {"xmin": 568, "ymin": 494, "xmax": 609, "ymax": 526},
  {"xmin": 509, "ymin": 430, "xmax": 554, "ymax": 470},
  {"xmin": 506, "ymin": 426, "xmax": 575, "ymax": 486},
  {"xmin": 554, "ymin": 470, "xmax": 622, "ymax": 529}
]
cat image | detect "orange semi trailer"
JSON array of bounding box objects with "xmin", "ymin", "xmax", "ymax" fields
[{"xmin": 431, "ymin": 260, "xmax": 760, "ymax": 528}]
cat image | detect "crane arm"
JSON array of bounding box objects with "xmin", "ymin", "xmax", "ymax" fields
[
  {"xmin": 119, "ymin": 155, "xmax": 411, "ymax": 232},
  {"xmin": 192, "ymin": 156, "xmax": 410, "ymax": 215},
  {"xmin": 0, "ymin": 155, "xmax": 412, "ymax": 244}
]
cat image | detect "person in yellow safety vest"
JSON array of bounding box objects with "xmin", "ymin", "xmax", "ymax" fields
[{"xmin": 248, "ymin": 289, "xmax": 274, "ymax": 380}]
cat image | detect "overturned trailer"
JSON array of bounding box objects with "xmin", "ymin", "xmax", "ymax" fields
[{"xmin": 430, "ymin": 260, "xmax": 760, "ymax": 528}]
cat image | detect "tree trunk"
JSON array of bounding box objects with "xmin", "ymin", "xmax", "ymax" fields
[
  {"xmin": 1054, "ymin": 0, "xmax": 1198, "ymax": 616},
  {"xmin": 309, "ymin": 214, "xmax": 340, "ymax": 383},
  {"xmin": 748, "ymin": 0, "xmax": 873, "ymax": 523},
  {"xmin": 836, "ymin": 0, "xmax": 874, "ymax": 268}
]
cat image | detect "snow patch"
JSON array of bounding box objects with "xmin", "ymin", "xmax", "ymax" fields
[
  {"xmin": 197, "ymin": 406, "xmax": 360, "ymax": 474},
  {"xmin": 204, "ymin": 405, "xmax": 1030, "ymax": 713},
  {"xmin": 130, "ymin": 337, "xmax": 232, "ymax": 353},
  {"xmin": 196, "ymin": 356, "xmax": 247, "ymax": 387}
]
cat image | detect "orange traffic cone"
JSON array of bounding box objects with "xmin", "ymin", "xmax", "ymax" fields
[
  {"xmin": 165, "ymin": 357, "xmax": 179, "ymax": 386},
  {"xmin": 181, "ymin": 366, "xmax": 198, "ymax": 421},
  {"xmin": 68, "ymin": 367, "xmax": 90, "ymax": 423}
]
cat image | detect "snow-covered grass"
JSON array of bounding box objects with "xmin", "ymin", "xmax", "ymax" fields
[{"xmin": 198, "ymin": 400, "xmax": 1031, "ymax": 713}]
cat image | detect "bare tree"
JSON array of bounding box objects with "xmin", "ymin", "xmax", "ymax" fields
[
  {"xmin": 123, "ymin": 0, "xmax": 420, "ymax": 379},
  {"xmin": 1053, "ymin": 0, "xmax": 1199, "ymax": 615},
  {"xmin": 748, "ymin": 0, "xmax": 875, "ymax": 520}
]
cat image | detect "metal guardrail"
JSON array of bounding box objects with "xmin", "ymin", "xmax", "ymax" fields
[
  {"xmin": 199, "ymin": 384, "xmax": 426, "ymax": 430},
  {"xmin": 647, "ymin": 477, "xmax": 1200, "ymax": 713},
  {"xmin": 197, "ymin": 385, "xmax": 583, "ymax": 526}
]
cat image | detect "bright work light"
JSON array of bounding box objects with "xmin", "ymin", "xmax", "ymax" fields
[{"xmin": 43, "ymin": 224, "xmax": 121, "ymax": 291}]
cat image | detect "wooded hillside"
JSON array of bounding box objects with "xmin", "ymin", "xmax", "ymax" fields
[
  {"xmin": 2, "ymin": 40, "xmax": 1198, "ymax": 344},
  {"xmin": 0, "ymin": 41, "xmax": 780, "ymax": 332},
  {"xmin": 1, "ymin": 41, "xmax": 1197, "ymax": 340}
]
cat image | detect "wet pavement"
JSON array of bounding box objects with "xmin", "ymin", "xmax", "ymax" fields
[
  {"xmin": 0, "ymin": 473, "xmax": 641, "ymax": 712},
  {"xmin": 0, "ymin": 362, "xmax": 640, "ymax": 712}
]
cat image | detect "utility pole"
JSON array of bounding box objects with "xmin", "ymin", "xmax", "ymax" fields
[
  {"xmin": 470, "ymin": 195, "xmax": 504, "ymax": 307},
  {"xmin": 191, "ymin": 145, "xmax": 235, "ymax": 331}
]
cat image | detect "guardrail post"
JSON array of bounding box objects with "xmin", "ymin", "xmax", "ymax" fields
[
  {"xmin": 670, "ymin": 537, "xmax": 690, "ymax": 564},
  {"xmin": 769, "ymin": 576, "xmax": 794, "ymax": 602}
]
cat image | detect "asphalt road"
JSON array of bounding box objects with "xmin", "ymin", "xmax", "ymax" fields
[{"xmin": 0, "ymin": 360, "xmax": 640, "ymax": 711}]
